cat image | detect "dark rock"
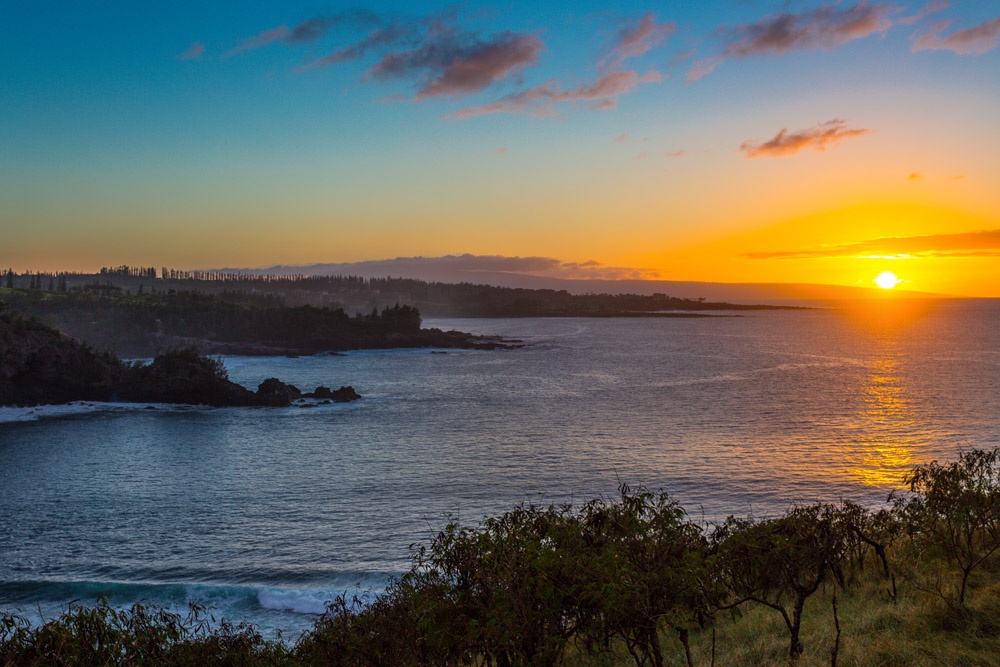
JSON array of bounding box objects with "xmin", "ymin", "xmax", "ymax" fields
[
  {"xmin": 256, "ymin": 378, "xmax": 302, "ymax": 406},
  {"xmin": 329, "ymin": 386, "xmax": 361, "ymax": 402},
  {"xmin": 302, "ymin": 385, "xmax": 361, "ymax": 402}
]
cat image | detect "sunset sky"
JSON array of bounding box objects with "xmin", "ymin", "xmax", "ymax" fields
[{"xmin": 2, "ymin": 1, "xmax": 999, "ymax": 296}]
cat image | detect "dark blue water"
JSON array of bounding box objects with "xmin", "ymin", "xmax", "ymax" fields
[{"xmin": 2, "ymin": 300, "xmax": 998, "ymax": 638}]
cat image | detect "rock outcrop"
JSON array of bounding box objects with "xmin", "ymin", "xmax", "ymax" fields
[{"xmin": 0, "ymin": 309, "xmax": 360, "ymax": 408}]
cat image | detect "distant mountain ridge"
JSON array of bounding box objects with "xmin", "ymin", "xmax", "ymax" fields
[{"xmin": 212, "ymin": 254, "xmax": 955, "ymax": 305}]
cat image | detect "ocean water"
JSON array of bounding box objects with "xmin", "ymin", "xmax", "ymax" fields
[{"xmin": 2, "ymin": 299, "xmax": 999, "ymax": 639}]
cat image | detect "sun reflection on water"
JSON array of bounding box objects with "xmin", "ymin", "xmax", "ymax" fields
[
  {"xmin": 836, "ymin": 299, "xmax": 943, "ymax": 489},
  {"xmin": 851, "ymin": 354, "xmax": 920, "ymax": 487}
]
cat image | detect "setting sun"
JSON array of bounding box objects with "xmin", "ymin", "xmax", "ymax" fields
[{"xmin": 874, "ymin": 271, "xmax": 901, "ymax": 289}]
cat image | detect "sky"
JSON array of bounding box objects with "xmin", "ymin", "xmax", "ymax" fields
[{"xmin": 2, "ymin": 1, "xmax": 999, "ymax": 296}]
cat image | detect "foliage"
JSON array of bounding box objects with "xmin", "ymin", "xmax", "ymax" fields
[
  {"xmin": 893, "ymin": 447, "xmax": 1000, "ymax": 606},
  {"xmin": 7, "ymin": 451, "xmax": 1000, "ymax": 665},
  {"xmin": 148, "ymin": 346, "xmax": 229, "ymax": 381},
  {"xmin": 0, "ymin": 599, "xmax": 288, "ymax": 667},
  {"xmin": 711, "ymin": 504, "xmax": 848, "ymax": 661}
]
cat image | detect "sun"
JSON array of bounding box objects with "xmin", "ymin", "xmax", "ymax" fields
[{"xmin": 874, "ymin": 271, "xmax": 901, "ymax": 289}]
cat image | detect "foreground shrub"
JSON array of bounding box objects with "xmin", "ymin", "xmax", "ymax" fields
[
  {"xmin": 894, "ymin": 448, "xmax": 1000, "ymax": 606},
  {"xmin": 712, "ymin": 504, "xmax": 848, "ymax": 661}
]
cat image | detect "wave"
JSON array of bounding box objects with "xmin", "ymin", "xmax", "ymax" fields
[
  {"xmin": 0, "ymin": 397, "xmax": 363, "ymax": 423},
  {"xmin": 0, "ymin": 576, "xmax": 393, "ymax": 623},
  {"xmin": 0, "ymin": 402, "xmax": 215, "ymax": 423}
]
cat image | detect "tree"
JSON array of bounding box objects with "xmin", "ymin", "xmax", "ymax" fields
[
  {"xmin": 578, "ymin": 486, "xmax": 705, "ymax": 667},
  {"xmin": 894, "ymin": 447, "xmax": 1000, "ymax": 606},
  {"xmin": 713, "ymin": 505, "xmax": 847, "ymax": 662}
]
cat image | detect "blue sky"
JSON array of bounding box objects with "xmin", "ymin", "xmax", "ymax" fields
[{"xmin": 2, "ymin": 1, "xmax": 999, "ymax": 294}]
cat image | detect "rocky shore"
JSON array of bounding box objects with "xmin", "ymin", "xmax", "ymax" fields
[{"xmin": 0, "ymin": 308, "xmax": 359, "ymax": 408}]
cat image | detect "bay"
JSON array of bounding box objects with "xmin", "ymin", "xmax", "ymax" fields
[{"xmin": 2, "ymin": 299, "xmax": 998, "ymax": 638}]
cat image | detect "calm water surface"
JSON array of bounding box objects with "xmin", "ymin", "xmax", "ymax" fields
[{"xmin": 1, "ymin": 299, "xmax": 998, "ymax": 636}]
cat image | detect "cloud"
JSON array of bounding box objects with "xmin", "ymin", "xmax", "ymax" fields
[
  {"xmin": 245, "ymin": 254, "xmax": 661, "ymax": 282},
  {"xmin": 908, "ymin": 171, "xmax": 923, "ymax": 181},
  {"xmin": 224, "ymin": 26, "xmax": 292, "ymax": 58},
  {"xmin": 664, "ymin": 149, "xmax": 686, "ymax": 158},
  {"xmin": 445, "ymin": 12, "xmax": 669, "ymax": 119},
  {"xmin": 285, "ymin": 17, "xmax": 336, "ymax": 43},
  {"xmin": 613, "ymin": 133, "xmax": 630, "ymax": 142},
  {"xmin": 297, "ymin": 25, "xmax": 412, "ymax": 72},
  {"xmin": 897, "ymin": 0, "xmax": 949, "ymax": 26},
  {"xmin": 687, "ymin": 57, "xmax": 723, "ymax": 81},
  {"xmin": 225, "ymin": 12, "xmax": 381, "ymax": 58},
  {"xmin": 913, "ymin": 16, "xmax": 1000, "ymax": 55},
  {"xmin": 176, "ymin": 43, "xmax": 205, "ymax": 61},
  {"xmin": 418, "ymin": 33, "xmax": 544, "ymax": 99},
  {"xmin": 747, "ymin": 229, "xmax": 1000, "ymax": 259},
  {"xmin": 359, "ymin": 24, "xmax": 543, "ymax": 99},
  {"xmin": 601, "ymin": 13, "xmax": 675, "ymax": 72},
  {"xmin": 447, "ymin": 69, "xmax": 661, "ymax": 119},
  {"xmin": 723, "ymin": 3, "xmax": 894, "ymax": 57},
  {"xmin": 691, "ymin": 3, "xmax": 893, "ymax": 79},
  {"xmin": 740, "ymin": 119, "xmax": 869, "ymax": 158}
]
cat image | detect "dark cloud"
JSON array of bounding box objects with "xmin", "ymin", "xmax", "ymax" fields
[
  {"xmin": 740, "ymin": 119, "xmax": 869, "ymax": 158},
  {"xmin": 914, "ymin": 16, "xmax": 1000, "ymax": 55},
  {"xmin": 445, "ymin": 12, "xmax": 669, "ymax": 119},
  {"xmin": 356, "ymin": 22, "xmax": 542, "ymax": 98},
  {"xmin": 417, "ymin": 33, "xmax": 544, "ymax": 99},
  {"xmin": 747, "ymin": 230, "xmax": 1000, "ymax": 259},
  {"xmin": 689, "ymin": 3, "xmax": 893, "ymax": 79}
]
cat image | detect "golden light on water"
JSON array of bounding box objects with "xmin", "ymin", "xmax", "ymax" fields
[
  {"xmin": 836, "ymin": 300, "xmax": 940, "ymax": 489},
  {"xmin": 850, "ymin": 355, "xmax": 920, "ymax": 488}
]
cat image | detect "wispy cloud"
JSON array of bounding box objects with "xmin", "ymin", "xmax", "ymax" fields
[
  {"xmin": 176, "ymin": 43, "xmax": 205, "ymax": 61},
  {"xmin": 740, "ymin": 119, "xmax": 869, "ymax": 158},
  {"xmin": 748, "ymin": 230, "xmax": 1000, "ymax": 259},
  {"xmin": 224, "ymin": 26, "xmax": 293, "ymax": 58},
  {"xmin": 259, "ymin": 254, "xmax": 661, "ymax": 281},
  {"xmin": 447, "ymin": 13, "xmax": 670, "ymax": 120},
  {"xmin": 297, "ymin": 25, "xmax": 412, "ymax": 72},
  {"xmin": 913, "ymin": 16, "xmax": 1000, "ymax": 55},
  {"xmin": 601, "ymin": 13, "xmax": 675, "ymax": 72},
  {"xmin": 689, "ymin": 3, "xmax": 893, "ymax": 80},
  {"xmin": 897, "ymin": 0, "xmax": 949, "ymax": 26},
  {"xmin": 224, "ymin": 11, "xmax": 381, "ymax": 58},
  {"xmin": 446, "ymin": 70, "xmax": 661, "ymax": 119}
]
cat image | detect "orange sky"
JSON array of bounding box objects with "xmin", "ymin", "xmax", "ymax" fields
[{"xmin": 2, "ymin": 2, "xmax": 999, "ymax": 296}]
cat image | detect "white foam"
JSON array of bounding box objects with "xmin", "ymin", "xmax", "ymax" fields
[
  {"xmin": 257, "ymin": 588, "xmax": 337, "ymax": 615},
  {"xmin": 0, "ymin": 401, "xmax": 210, "ymax": 423}
]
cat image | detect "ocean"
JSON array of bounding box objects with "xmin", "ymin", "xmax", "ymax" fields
[{"xmin": 2, "ymin": 299, "xmax": 998, "ymax": 639}]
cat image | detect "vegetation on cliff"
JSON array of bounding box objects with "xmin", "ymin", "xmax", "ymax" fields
[
  {"xmin": 2, "ymin": 286, "xmax": 512, "ymax": 357},
  {"xmin": 3, "ymin": 448, "xmax": 1000, "ymax": 666},
  {"xmin": 0, "ymin": 306, "xmax": 358, "ymax": 407}
]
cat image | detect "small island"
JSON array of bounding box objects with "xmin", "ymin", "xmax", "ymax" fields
[{"xmin": 0, "ymin": 305, "xmax": 358, "ymax": 408}]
